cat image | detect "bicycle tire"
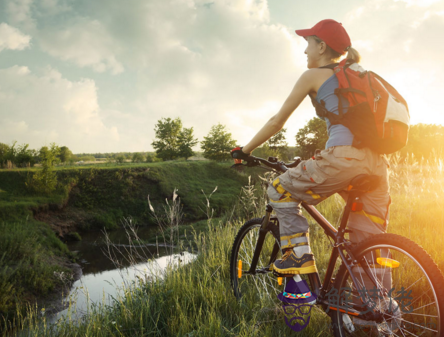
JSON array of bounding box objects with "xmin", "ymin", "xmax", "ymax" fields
[
  {"xmin": 330, "ymin": 233, "xmax": 444, "ymax": 337},
  {"xmin": 230, "ymin": 218, "xmax": 283, "ymax": 306}
]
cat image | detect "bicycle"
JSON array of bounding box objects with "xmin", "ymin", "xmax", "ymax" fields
[{"xmin": 229, "ymin": 155, "xmax": 444, "ymax": 336}]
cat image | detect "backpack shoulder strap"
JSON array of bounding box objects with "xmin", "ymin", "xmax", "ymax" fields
[{"xmin": 318, "ymin": 63, "xmax": 339, "ymax": 70}]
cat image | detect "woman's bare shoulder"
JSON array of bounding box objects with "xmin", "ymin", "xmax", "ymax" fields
[
  {"xmin": 301, "ymin": 67, "xmax": 334, "ymax": 78},
  {"xmin": 299, "ymin": 68, "xmax": 335, "ymax": 94}
]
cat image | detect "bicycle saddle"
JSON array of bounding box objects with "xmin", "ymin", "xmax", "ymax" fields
[{"xmin": 347, "ymin": 174, "xmax": 380, "ymax": 194}]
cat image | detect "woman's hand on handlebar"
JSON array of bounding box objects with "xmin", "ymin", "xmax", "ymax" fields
[
  {"xmin": 230, "ymin": 147, "xmax": 251, "ymax": 162},
  {"xmin": 230, "ymin": 149, "xmax": 302, "ymax": 173}
]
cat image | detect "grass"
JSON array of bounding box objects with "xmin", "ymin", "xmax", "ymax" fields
[
  {"xmin": 0, "ymin": 220, "xmax": 73, "ymax": 326},
  {"xmin": 0, "ymin": 161, "xmax": 252, "ymax": 328},
  {"xmin": 3, "ymin": 155, "xmax": 444, "ymax": 336},
  {"xmin": 0, "ymin": 161, "xmax": 249, "ymax": 226}
]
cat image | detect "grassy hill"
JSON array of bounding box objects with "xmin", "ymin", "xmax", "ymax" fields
[
  {"xmin": 0, "ymin": 161, "xmax": 249, "ymax": 226},
  {"xmin": 0, "ymin": 160, "xmax": 252, "ymax": 327}
]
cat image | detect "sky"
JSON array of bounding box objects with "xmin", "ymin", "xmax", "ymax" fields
[{"xmin": 0, "ymin": 0, "xmax": 443, "ymax": 153}]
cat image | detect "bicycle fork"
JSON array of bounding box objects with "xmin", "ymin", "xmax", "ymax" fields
[
  {"xmin": 246, "ymin": 204, "xmax": 323, "ymax": 297},
  {"xmin": 246, "ymin": 204, "xmax": 273, "ymax": 275}
]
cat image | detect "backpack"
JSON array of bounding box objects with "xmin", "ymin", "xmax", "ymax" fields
[{"xmin": 311, "ymin": 59, "xmax": 410, "ymax": 154}]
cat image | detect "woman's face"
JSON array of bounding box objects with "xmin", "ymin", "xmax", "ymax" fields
[{"xmin": 304, "ymin": 36, "xmax": 322, "ymax": 69}]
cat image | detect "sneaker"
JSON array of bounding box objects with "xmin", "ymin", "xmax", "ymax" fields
[{"xmin": 273, "ymin": 250, "xmax": 318, "ymax": 275}]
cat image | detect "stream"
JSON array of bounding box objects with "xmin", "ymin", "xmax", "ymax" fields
[{"xmin": 48, "ymin": 226, "xmax": 196, "ymax": 324}]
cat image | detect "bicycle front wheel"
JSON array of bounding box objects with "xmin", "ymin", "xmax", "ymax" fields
[
  {"xmin": 331, "ymin": 233, "xmax": 444, "ymax": 337},
  {"xmin": 229, "ymin": 218, "xmax": 283, "ymax": 307}
]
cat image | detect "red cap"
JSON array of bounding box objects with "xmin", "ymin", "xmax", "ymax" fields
[{"xmin": 295, "ymin": 19, "xmax": 351, "ymax": 55}]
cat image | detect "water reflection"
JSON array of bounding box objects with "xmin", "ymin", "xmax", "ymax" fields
[
  {"xmin": 49, "ymin": 227, "xmax": 196, "ymax": 324},
  {"xmin": 67, "ymin": 226, "xmax": 169, "ymax": 274}
]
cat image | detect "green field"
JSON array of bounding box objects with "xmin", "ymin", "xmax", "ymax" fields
[
  {"xmin": 0, "ymin": 161, "xmax": 252, "ymax": 327},
  {"xmin": 3, "ymin": 156, "xmax": 444, "ymax": 336},
  {"xmin": 0, "ymin": 161, "xmax": 250, "ymax": 225}
]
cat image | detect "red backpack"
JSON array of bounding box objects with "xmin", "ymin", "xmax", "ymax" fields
[{"xmin": 311, "ymin": 59, "xmax": 410, "ymax": 154}]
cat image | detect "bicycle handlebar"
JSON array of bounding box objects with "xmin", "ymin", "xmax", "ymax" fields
[{"xmin": 233, "ymin": 155, "xmax": 302, "ymax": 173}]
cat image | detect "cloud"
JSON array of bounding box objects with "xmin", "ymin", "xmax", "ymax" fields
[
  {"xmin": 0, "ymin": 66, "xmax": 121, "ymax": 152},
  {"xmin": 0, "ymin": 23, "xmax": 31, "ymax": 51},
  {"xmin": 37, "ymin": 0, "xmax": 71, "ymax": 16},
  {"xmin": 393, "ymin": 0, "xmax": 441, "ymax": 7},
  {"xmin": 347, "ymin": 6, "xmax": 366, "ymax": 21},
  {"xmin": 343, "ymin": 3, "xmax": 444, "ymax": 125},
  {"xmin": 80, "ymin": 0, "xmax": 307, "ymax": 144},
  {"xmin": 24, "ymin": 0, "xmax": 307, "ymax": 147},
  {"xmin": 3, "ymin": 0, "xmax": 443, "ymax": 152},
  {"xmin": 352, "ymin": 39, "xmax": 374, "ymax": 52},
  {"xmin": 4, "ymin": 0, "xmax": 35, "ymax": 29},
  {"xmin": 38, "ymin": 18, "xmax": 124, "ymax": 74}
]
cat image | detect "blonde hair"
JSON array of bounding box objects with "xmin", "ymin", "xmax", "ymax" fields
[
  {"xmin": 311, "ymin": 35, "xmax": 361, "ymax": 63},
  {"xmin": 346, "ymin": 46, "xmax": 361, "ymax": 63}
]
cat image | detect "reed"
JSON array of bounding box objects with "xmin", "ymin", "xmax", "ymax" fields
[{"xmin": 6, "ymin": 154, "xmax": 444, "ymax": 336}]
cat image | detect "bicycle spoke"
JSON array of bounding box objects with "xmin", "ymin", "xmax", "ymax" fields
[
  {"xmin": 408, "ymin": 287, "xmax": 434, "ymax": 308},
  {"xmin": 397, "ymin": 326, "xmax": 421, "ymax": 337},
  {"xmin": 232, "ymin": 222, "xmax": 284, "ymax": 307},
  {"xmin": 395, "ymin": 317, "xmax": 438, "ymax": 333},
  {"xmin": 394, "ymin": 320, "xmax": 408, "ymax": 337},
  {"xmin": 332, "ymin": 239, "xmax": 442, "ymax": 337},
  {"xmin": 410, "ymin": 301, "xmax": 436, "ymax": 313},
  {"xmin": 401, "ymin": 275, "xmax": 424, "ymax": 293},
  {"xmin": 233, "ymin": 224, "xmax": 442, "ymax": 337},
  {"xmin": 402, "ymin": 312, "xmax": 438, "ymax": 318}
]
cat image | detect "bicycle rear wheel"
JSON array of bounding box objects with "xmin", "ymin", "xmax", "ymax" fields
[
  {"xmin": 331, "ymin": 233, "xmax": 444, "ymax": 336},
  {"xmin": 230, "ymin": 218, "xmax": 283, "ymax": 307}
]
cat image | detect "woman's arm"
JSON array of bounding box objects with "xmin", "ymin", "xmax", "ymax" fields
[{"xmin": 242, "ymin": 70, "xmax": 316, "ymax": 154}]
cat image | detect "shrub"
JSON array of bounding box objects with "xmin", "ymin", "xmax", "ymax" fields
[{"xmin": 26, "ymin": 143, "xmax": 60, "ymax": 194}]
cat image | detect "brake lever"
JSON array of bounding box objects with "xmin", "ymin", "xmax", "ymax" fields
[
  {"xmin": 245, "ymin": 159, "xmax": 261, "ymax": 167},
  {"xmin": 230, "ymin": 158, "xmax": 261, "ymax": 169}
]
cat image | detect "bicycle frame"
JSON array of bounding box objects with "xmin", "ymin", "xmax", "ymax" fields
[
  {"xmin": 247, "ymin": 193, "xmax": 388, "ymax": 321},
  {"xmin": 235, "ymin": 156, "xmax": 390, "ymax": 321}
]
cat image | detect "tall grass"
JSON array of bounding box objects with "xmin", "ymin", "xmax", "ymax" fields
[
  {"xmin": 0, "ymin": 220, "xmax": 72, "ymax": 330},
  {"xmin": 5, "ymin": 154, "xmax": 444, "ymax": 336},
  {"xmin": 388, "ymin": 153, "xmax": 444, "ymax": 272}
]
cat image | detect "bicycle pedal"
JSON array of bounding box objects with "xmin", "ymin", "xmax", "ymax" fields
[{"xmin": 272, "ymin": 270, "xmax": 294, "ymax": 278}]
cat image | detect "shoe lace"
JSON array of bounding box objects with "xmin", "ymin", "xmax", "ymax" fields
[{"xmin": 281, "ymin": 249, "xmax": 293, "ymax": 261}]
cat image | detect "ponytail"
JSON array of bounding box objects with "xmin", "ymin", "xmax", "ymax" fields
[
  {"xmin": 311, "ymin": 35, "xmax": 361, "ymax": 64},
  {"xmin": 346, "ymin": 47, "xmax": 361, "ymax": 63}
]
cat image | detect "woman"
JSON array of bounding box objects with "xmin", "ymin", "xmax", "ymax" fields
[{"xmin": 231, "ymin": 19, "xmax": 390, "ymax": 276}]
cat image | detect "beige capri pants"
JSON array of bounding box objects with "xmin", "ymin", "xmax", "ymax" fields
[{"xmin": 267, "ymin": 145, "xmax": 391, "ymax": 249}]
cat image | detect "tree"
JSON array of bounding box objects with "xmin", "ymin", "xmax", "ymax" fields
[
  {"xmin": 201, "ymin": 123, "xmax": 237, "ymax": 161},
  {"xmin": 146, "ymin": 153, "xmax": 162, "ymax": 162},
  {"xmin": 15, "ymin": 144, "xmax": 37, "ymax": 167},
  {"xmin": 268, "ymin": 128, "xmax": 288, "ymax": 150},
  {"xmin": 151, "ymin": 118, "xmax": 183, "ymax": 161},
  {"xmin": 0, "ymin": 143, "xmax": 10, "ymax": 168},
  {"xmin": 151, "ymin": 118, "xmax": 198, "ymax": 160},
  {"xmin": 115, "ymin": 155, "xmax": 125, "ymax": 164},
  {"xmin": 77, "ymin": 155, "xmax": 96, "ymax": 162},
  {"xmin": 0, "ymin": 141, "xmax": 36, "ymax": 168},
  {"xmin": 295, "ymin": 117, "xmax": 328, "ymax": 159},
  {"xmin": 59, "ymin": 146, "xmax": 73, "ymax": 164},
  {"xmin": 3, "ymin": 141, "xmax": 17, "ymax": 168},
  {"xmin": 132, "ymin": 152, "xmax": 145, "ymax": 163},
  {"xmin": 27, "ymin": 143, "xmax": 60, "ymax": 194},
  {"xmin": 177, "ymin": 127, "xmax": 198, "ymax": 160},
  {"xmin": 266, "ymin": 128, "xmax": 289, "ymax": 159}
]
